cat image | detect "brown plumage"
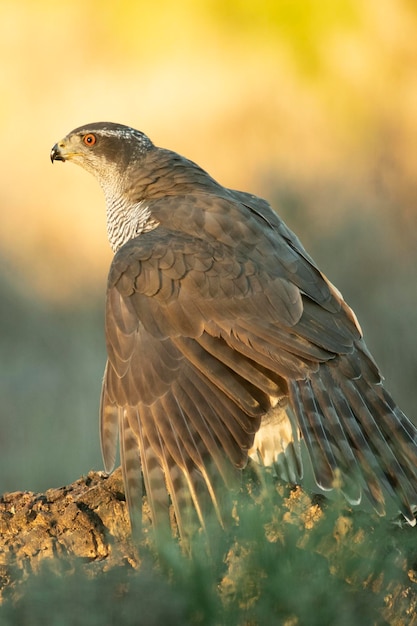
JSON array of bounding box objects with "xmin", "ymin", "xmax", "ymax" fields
[{"xmin": 51, "ymin": 122, "xmax": 417, "ymax": 537}]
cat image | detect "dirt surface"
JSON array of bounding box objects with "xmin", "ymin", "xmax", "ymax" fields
[{"xmin": 1, "ymin": 471, "xmax": 417, "ymax": 624}]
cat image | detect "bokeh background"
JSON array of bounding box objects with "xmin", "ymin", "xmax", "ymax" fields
[{"xmin": 1, "ymin": 0, "xmax": 416, "ymax": 495}]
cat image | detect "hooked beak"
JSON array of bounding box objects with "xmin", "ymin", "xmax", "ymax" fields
[{"xmin": 50, "ymin": 143, "xmax": 66, "ymax": 163}]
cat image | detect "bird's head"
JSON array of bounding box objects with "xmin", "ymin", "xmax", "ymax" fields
[{"xmin": 50, "ymin": 122, "xmax": 154, "ymax": 184}]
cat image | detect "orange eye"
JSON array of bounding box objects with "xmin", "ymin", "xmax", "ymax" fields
[{"xmin": 83, "ymin": 133, "xmax": 96, "ymax": 146}]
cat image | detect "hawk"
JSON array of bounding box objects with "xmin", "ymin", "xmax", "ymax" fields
[{"xmin": 51, "ymin": 122, "xmax": 417, "ymax": 538}]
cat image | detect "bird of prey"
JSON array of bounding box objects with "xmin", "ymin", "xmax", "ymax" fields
[{"xmin": 51, "ymin": 122, "xmax": 417, "ymax": 539}]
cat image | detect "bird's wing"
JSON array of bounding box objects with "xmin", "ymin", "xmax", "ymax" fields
[{"xmin": 102, "ymin": 209, "xmax": 417, "ymax": 535}]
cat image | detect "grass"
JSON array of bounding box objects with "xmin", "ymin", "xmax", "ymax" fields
[{"xmin": 1, "ymin": 475, "xmax": 416, "ymax": 625}]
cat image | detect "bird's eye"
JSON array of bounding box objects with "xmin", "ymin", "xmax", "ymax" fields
[{"xmin": 83, "ymin": 133, "xmax": 97, "ymax": 146}]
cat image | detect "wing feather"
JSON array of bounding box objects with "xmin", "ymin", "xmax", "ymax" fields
[{"xmin": 100, "ymin": 199, "xmax": 417, "ymax": 537}]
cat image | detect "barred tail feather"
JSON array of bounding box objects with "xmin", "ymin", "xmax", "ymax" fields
[{"xmin": 290, "ymin": 361, "xmax": 417, "ymax": 524}]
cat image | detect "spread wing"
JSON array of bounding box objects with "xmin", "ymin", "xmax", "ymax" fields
[{"xmin": 101, "ymin": 203, "xmax": 417, "ymax": 538}]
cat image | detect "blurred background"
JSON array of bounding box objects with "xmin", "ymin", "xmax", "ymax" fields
[{"xmin": 1, "ymin": 0, "xmax": 416, "ymax": 494}]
